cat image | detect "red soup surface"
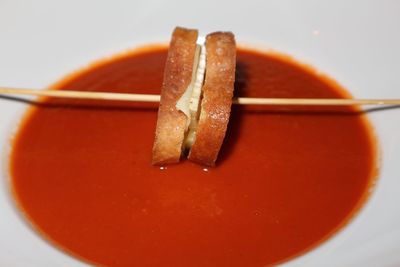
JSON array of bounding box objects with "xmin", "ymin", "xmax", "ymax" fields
[{"xmin": 11, "ymin": 46, "xmax": 377, "ymax": 266}]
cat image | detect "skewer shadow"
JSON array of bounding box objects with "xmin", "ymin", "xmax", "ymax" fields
[
  {"xmin": 363, "ymin": 105, "xmax": 400, "ymax": 114},
  {"xmin": 240, "ymin": 105, "xmax": 400, "ymax": 117},
  {"xmin": 0, "ymin": 95, "xmax": 34, "ymax": 105}
]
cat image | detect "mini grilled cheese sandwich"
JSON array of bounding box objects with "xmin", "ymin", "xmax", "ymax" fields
[{"xmin": 152, "ymin": 27, "xmax": 236, "ymax": 166}]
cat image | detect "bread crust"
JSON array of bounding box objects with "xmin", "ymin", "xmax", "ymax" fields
[
  {"xmin": 188, "ymin": 32, "xmax": 236, "ymax": 166},
  {"xmin": 152, "ymin": 27, "xmax": 198, "ymax": 165}
]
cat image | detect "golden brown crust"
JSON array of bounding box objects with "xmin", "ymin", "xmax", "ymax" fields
[
  {"xmin": 152, "ymin": 27, "xmax": 198, "ymax": 165},
  {"xmin": 188, "ymin": 32, "xmax": 236, "ymax": 166}
]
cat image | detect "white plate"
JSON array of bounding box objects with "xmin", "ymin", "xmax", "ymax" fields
[{"xmin": 1, "ymin": 0, "xmax": 400, "ymax": 266}]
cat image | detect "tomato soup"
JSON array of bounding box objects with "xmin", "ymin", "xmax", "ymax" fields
[{"xmin": 10, "ymin": 46, "xmax": 377, "ymax": 266}]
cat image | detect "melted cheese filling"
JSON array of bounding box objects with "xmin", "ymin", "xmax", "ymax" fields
[{"xmin": 176, "ymin": 41, "xmax": 206, "ymax": 149}]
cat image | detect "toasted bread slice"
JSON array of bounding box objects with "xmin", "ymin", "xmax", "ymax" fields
[
  {"xmin": 188, "ymin": 32, "xmax": 236, "ymax": 166},
  {"xmin": 152, "ymin": 27, "xmax": 198, "ymax": 165}
]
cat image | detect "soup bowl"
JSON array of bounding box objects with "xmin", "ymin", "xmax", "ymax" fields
[{"xmin": 0, "ymin": 0, "xmax": 400, "ymax": 266}]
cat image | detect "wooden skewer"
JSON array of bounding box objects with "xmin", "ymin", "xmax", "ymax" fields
[
  {"xmin": 0, "ymin": 87, "xmax": 161, "ymax": 103},
  {"xmin": 1, "ymin": 86, "xmax": 400, "ymax": 106}
]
